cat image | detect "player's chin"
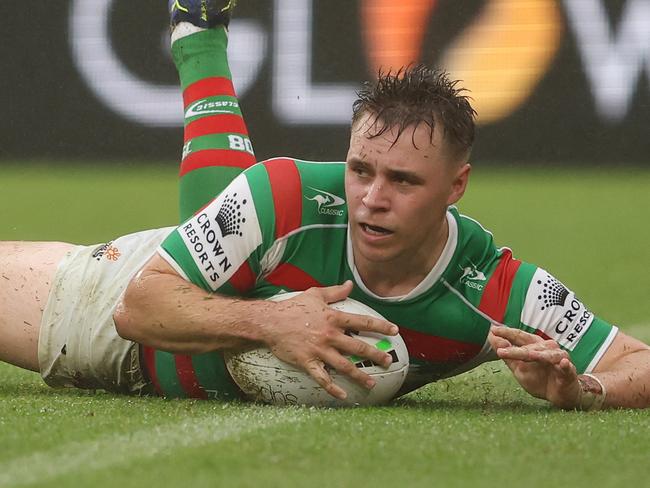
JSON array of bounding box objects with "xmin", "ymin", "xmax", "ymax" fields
[{"xmin": 354, "ymin": 241, "xmax": 401, "ymax": 264}]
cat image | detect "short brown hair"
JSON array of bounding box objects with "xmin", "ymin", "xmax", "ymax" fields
[{"xmin": 352, "ymin": 65, "xmax": 476, "ymax": 159}]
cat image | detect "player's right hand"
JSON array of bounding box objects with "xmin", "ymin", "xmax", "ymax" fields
[
  {"xmin": 262, "ymin": 280, "xmax": 399, "ymax": 400},
  {"xmin": 488, "ymin": 325, "xmax": 581, "ymax": 408}
]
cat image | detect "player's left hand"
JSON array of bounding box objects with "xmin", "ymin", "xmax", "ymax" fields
[{"xmin": 487, "ymin": 326, "xmax": 582, "ymax": 409}]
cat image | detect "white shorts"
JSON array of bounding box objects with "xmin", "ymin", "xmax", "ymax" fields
[{"xmin": 38, "ymin": 227, "xmax": 174, "ymax": 394}]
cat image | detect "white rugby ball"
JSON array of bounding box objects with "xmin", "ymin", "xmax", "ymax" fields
[{"xmin": 225, "ymin": 292, "xmax": 409, "ymax": 407}]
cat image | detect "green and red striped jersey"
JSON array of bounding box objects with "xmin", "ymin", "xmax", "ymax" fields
[{"xmin": 151, "ymin": 157, "xmax": 617, "ymax": 398}]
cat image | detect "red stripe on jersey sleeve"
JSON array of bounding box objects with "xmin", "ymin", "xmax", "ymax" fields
[
  {"xmin": 142, "ymin": 346, "xmax": 163, "ymax": 396},
  {"xmin": 183, "ymin": 77, "xmax": 236, "ymax": 107},
  {"xmin": 399, "ymin": 327, "xmax": 482, "ymax": 363},
  {"xmin": 179, "ymin": 150, "xmax": 257, "ymax": 177},
  {"xmin": 184, "ymin": 114, "xmax": 249, "ymax": 142},
  {"xmin": 229, "ymin": 261, "xmax": 256, "ymax": 294},
  {"xmin": 266, "ymin": 263, "xmax": 322, "ymax": 290},
  {"xmin": 174, "ymin": 355, "xmax": 208, "ymax": 399},
  {"xmin": 478, "ymin": 250, "xmax": 522, "ymax": 323},
  {"xmin": 264, "ymin": 159, "xmax": 303, "ymax": 239}
]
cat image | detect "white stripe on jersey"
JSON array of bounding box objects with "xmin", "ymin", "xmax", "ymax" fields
[
  {"xmin": 441, "ymin": 278, "xmax": 508, "ymax": 328},
  {"xmin": 585, "ymin": 326, "xmax": 619, "ymax": 373}
]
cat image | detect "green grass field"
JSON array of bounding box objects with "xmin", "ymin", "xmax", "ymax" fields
[{"xmin": 1, "ymin": 163, "xmax": 650, "ymax": 487}]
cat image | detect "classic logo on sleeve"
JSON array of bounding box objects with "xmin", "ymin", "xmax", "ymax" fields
[
  {"xmin": 521, "ymin": 269, "xmax": 594, "ymax": 351},
  {"xmin": 304, "ymin": 186, "xmax": 345, "ymax": 217},
  {"xmin": 179, "ymin": 174, "xmax": 262, "ymax": 291},
  {"xmin": 459, "ymin": 262, "xmax": 487, "ymax": 291}
]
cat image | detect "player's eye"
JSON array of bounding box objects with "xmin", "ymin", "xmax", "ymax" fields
[
  {"xmin": 392, "ymin": 175, "xmax": 412, "ymax": 185},
  {"xmin": 351, "ymin": 164, "xmax": 369, "ymax": 177},
  {"xmin": 390, "ymin": 172, "xmax": 422, "ymax": 186}
]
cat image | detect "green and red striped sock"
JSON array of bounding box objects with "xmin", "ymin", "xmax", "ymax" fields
[
  {"xmin": 173, "ymin": 27, "xmax": 257, "ymax": 221},
  {"xmin": 143, "ymin": 27, "xmax": 253, "ymax": 399}
]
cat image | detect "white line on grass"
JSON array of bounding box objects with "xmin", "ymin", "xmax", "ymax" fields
[{"xmin": 0, "ymin": 407, "xmax": 310, "ymax": 487}]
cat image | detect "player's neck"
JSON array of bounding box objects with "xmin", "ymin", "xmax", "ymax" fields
[{"xmin": 354, "ymin": 218, "xmax": 449, "ymax": 298}]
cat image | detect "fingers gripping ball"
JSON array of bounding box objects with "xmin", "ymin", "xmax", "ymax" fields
[{"xmin": 224, "ymin": 293, "xmax": 409, "ymax": 406}]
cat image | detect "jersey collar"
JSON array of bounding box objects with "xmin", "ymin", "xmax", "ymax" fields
[{"xmin": 346, "ymin": 210, "xmax": 458, "ymax": 302}]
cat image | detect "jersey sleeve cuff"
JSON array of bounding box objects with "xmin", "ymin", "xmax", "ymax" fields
[
  {"xmin": 584, "ymin": 325, "xmax": 619, "ymax": 373},
  {"xmin": 157, "ymin": 247, "xmax": 191, "ymax": 282}
]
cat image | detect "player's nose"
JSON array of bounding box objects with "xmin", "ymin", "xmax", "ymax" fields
[{"xmin": 361, "ymin": 180, "xmax": 390, "ymax": 210}]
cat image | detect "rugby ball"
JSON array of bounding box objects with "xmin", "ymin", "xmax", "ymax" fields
[{"xmin": 224, "ymin": 292, "xmax": 409, "ymax": 407}]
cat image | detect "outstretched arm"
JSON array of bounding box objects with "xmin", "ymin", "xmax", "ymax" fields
[
  {"xmin": 114, "ymin": 253, "xmax": 399, "ymax": 400},
  {"xmin": 488, "ymin": 326, "xmax": 650, "ymax": 409}
]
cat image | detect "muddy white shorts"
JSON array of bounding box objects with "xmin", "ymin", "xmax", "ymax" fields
[{"xmin": 38, "ymin": 227, "xmax": 174, "ymax": 394}]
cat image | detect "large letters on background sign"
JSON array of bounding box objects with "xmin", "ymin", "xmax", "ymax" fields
[
  {"xmin": 564, "ymin": 0, "xmax": 650, "ymax": 122},
  {"xmin": 69, "ymin": 0, "xmax": 267, "ymax": 126},
  {"xmin": 69, "ymin": 0, "xmax": 649, "ymax": 127}
]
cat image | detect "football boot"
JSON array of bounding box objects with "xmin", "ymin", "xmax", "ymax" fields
[{"xmin": 169, "ymin": 0, "xmax": 236, "ymax": 29}]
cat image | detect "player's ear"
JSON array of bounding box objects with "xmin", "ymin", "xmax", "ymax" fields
[{"xmin": 446, "ymin": 162, "xmax": 471, "ymax": 206}]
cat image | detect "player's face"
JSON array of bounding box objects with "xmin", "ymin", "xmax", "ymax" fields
[{"xmin": 345, "ymin": 113, "xmax": 470, "ymax": 277}]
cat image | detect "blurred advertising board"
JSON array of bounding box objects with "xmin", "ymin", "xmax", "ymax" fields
[{"xmin": 1, "ymin": 0, "xmax": 648, "ymax": 164}]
